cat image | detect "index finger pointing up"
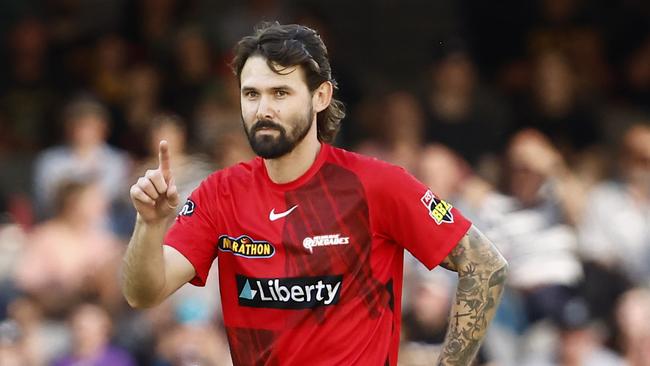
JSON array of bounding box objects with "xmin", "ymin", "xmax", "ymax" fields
[{"xmin": 158, "ymin": 140, "xmax": 172, "ymax": 181}]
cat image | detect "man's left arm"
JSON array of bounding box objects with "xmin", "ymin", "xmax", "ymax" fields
[{"xmin": 436, "ymin": 224, "xmax": 508, "ymax": 365}]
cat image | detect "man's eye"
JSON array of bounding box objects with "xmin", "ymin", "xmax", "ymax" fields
[
  {"xmin": 245, "ymin": 91, "xmax": 258, "ymax": 98},
  {"xmin": 275, "ymin": 90, "xmax": 287, "ymax": 97}
]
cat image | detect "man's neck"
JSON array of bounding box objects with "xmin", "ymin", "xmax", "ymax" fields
[{"xmin": 264, "ymin": 131, "xmax": 321, "ymax": 184}]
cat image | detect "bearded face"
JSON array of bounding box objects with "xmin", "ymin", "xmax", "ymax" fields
[
  {"xmin": 239, "ymin": 55, "xmax": 316, "ymax": 160},
  {"xmin": 244, "ymin": 105, "xmax": 313, "ymax": 159}
]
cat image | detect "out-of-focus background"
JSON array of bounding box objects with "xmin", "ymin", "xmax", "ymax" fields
[{"xmin": 0, "ymin": 0, "xmax": 649, "ymax": 365}]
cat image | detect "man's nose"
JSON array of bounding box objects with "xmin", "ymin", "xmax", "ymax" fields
[{"xmin": 256, "ymin": 95, "xmax": 275, "ymax": 121}]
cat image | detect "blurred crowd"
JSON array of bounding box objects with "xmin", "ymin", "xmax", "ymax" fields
[{"xmin": 0, "ymin": 0, "xmax": 649, "ymax": 365}]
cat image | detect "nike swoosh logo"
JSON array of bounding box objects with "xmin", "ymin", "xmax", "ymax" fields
[{"xmin": 269, "ymin": 205, "xmax": 298, "ymax": 221}]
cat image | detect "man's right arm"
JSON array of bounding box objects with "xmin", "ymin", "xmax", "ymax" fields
[{"xmin": 121, "ymin": 140, "xmax": 195, "ymax": 308}]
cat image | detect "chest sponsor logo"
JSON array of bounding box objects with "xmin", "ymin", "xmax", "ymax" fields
[
  {"xmin": 237, "ymin": 274, "xmax": 343, "ymax": 309},
  {"xmin": 218, "ymin": 235, "xmax": 275, "ymax": 258},
  {"xmin": 179, "ymin": 199, "xmax": 195, "ymax": 216},
  {"xmin": 420, "ymin": 190, "xmax": 454, "ymax": 224},
  {"xmin": 302, "ymin": 234, "xmax": 350, "ymax": 253}
]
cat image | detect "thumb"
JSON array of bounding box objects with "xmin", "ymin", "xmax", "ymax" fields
[{"xmin": 166, "ymin": 178, "xmax": 180, "ymax": 209}]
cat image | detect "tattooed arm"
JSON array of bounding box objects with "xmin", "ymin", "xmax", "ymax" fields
[{"xmin": 436, "ymin": 225, "xmax": 508, "ymax": 365}]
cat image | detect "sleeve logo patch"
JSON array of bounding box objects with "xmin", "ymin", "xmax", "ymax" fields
[
  {"xmin": 179, "ymin": 199, "xmax": 195, "ymax": 216},
  {"xmin": 218, "ymin": 235, "xmax": 275, "ymax": 258},
  {"xmin": 420, "ymin": 190, "xmax": 454, "ymax": 224}
]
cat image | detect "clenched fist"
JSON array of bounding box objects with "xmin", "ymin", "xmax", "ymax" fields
[{"xmin": 130, "ymin": 140, "xmax": 180, "ymax": 224}]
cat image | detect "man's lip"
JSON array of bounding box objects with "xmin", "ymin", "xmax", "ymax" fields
[{"xmin": 254, "ymin": 125, "xmax": 281, "ymax": 132}]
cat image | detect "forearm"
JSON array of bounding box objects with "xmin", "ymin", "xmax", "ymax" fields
[
  {"xmin": 122, "ymin": 215, "xmax": 170, "ymax": 308},
  {"xmin": 438, "ymin": 263, "xmax": 507, "ymax": 365},
  {"xmin": 437, "ymin": 225, "xmax": 508, "ymax": 365}
]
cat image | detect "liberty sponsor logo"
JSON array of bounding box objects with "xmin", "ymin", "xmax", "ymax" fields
[
  {"xmin": 218, "ymin": 235, "xmax": 275, "ymax": 258},
  {"xmin": 420, "ymin": 190, "xmax": 454, "ymax": 224},
  {"xmin": 179, "ymin": 199, "xmax": 195, "ymax": 216},
  {"xmin": 302, "ymin": 234, "xmax": 350, "ymax": 253},
  {"xmin": 269, "ymin": 204, "xmax": 298, "ymax": 221},
  {"xmin": 237, "ymin": 274, "xmax": 343, "ymax": 309}
]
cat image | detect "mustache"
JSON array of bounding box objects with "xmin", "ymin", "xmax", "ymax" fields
[{"xmin": 251, "ymin": 119, "xmax": 284, "ymax": 133}]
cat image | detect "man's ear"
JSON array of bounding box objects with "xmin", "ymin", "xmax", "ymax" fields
[{"xmin": 312, "ymin": 81, "xmax": 333, "ymax": 113}]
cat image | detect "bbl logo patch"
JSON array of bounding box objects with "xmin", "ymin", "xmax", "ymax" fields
[
  {"xmin": 420, "ymin": 190, "xmax": 454, "ymax": 224},
  {"xmin": 218, "ymin": 235, "xmax": 275, "ymax": 258},
  {"xmin": 179, "ymin": 199, "xmax": 195, "ymax": 216}
]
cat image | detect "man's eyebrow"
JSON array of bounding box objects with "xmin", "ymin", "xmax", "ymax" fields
[
  {"xmin": 241, "ymin": 85, "xmax": 295, "ymax": 92},
  {"xmin": 271, "ymin": 85, "xmax": 294, "ymax": 91}
]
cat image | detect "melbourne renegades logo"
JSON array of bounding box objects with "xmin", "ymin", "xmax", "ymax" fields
[{"xmin": 179, "ymin": 199, "xmax": 195, "ymax": 216}]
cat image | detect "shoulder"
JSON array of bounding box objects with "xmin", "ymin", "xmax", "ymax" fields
[
  {"xmin": 326, "ymin": 145, "xmax": 409, "ymax": 180},
  {"xmin": 196, "ymin": 158, "xmax": 258, "ymax": 195},
  {"xmin": 326, "ymin": 145, "xmax": 421, "ymax": 203}
]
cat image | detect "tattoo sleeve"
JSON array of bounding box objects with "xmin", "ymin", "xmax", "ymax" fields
[{"xmin": 436, "ymin": 225, "xmax": 508, "ymax": 365}]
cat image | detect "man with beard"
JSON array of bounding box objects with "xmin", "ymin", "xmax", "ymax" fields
[{"xmin": 122, "ymin": 22, "xmax": 507, "ymax": 366}]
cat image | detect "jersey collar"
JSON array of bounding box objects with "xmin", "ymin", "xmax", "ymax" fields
[{"xmin": 258, "ymin": 143, "xmax": 330, "ymax": 191}]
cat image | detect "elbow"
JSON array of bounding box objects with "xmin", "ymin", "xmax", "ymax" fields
[
  {"xmin": 123, "ymin": 290, "xmax": 160, "ymax": 309},
  {"xmin": 498, "ymin": 256, "xmax": 509, "ymax": 272},
  {"xmin": 121, "ymin": 278, "xmax": 162, "ymax": 309},
  {"xmin": 491, "ymin": 258, "xmax": 509, "ymax": 286}
]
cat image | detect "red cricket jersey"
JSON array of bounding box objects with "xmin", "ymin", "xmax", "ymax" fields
[{"xmin": 164, "ymin": 143, "xmax": 471, "ymax": 366}]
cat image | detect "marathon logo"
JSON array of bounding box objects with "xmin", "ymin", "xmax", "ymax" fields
[
  {"xmin": 420, "ymin": 190, "xmax": 454, "ymax": 224},
  {"xmin": 302, "ymin": 234, "xmax": 350, "ymax": 253},
  {"xmin": 237, "ymin": 274, "xmax": 343, "ymax": 309},
  {"xmin": 218, "ymin": 235, "xmax": 275, "ymax": 258}
]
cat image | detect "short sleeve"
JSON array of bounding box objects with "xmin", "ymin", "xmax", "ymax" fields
[
  {"xmin": 371, "ymin": 166, "xmax": 472, "ymax": 270},
  {"xmin": 164, "ymin": 176, "xmax": 219, "ymax": 286}
]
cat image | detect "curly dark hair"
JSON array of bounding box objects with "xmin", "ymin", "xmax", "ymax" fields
[{"xmin": 231, "ymin": 22, "xmax": 345, "ymax": 143}]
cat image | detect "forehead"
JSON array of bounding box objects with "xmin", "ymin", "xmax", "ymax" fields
[{"xmin": 240, "ymin": 55, "xmax": 307, "ymax": 90}]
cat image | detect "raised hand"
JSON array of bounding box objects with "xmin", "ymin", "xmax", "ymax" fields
[{"xmin": 130, "ymin": 140, "xmax": 181, "ymax": 224}]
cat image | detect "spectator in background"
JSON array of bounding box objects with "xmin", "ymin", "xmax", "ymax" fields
[
  {"xmin": 53, "ymin": 303, "xmax": 135, "ymax": 366},
  {"xmin": 193, "ymin": 75, "xmax": 253, "ymax": 167},
  {"xmin": 32, "ymin": 97, "xmax": 131, "ymax": 223},
  {"xmin": 422, "ymin": 45, "xmax": 512, "ymax": 171},
  {"xmin": 522, "ymin": 297, "xmax": 624, "ymax": 366},
  {"xmin": 355, "ymin": 91, "xmax": 424, "ymax": 172},
  {"xmin": 578, "ymin": 123, "xmax": 650, "ymax": 286},
  {"xmin": 92, "ymin": 34, "xmax": 129, "ymax": 107},
  {"xmin": 6, "ymin": 296, "xmax": 71, "ymax": 365},
  {"xmin": 164, "ymin": 26, "xmax": 215, "ymax": 132},
  {"xmin": 1, "ymin": 17, "xmax": 57, "ymax": 153},
  {"xmin": 614, "ymin": 288, "xmax": 650, "ymax": 366},
  {"xmin": 154, "ymin": 321, "xmax": 232, "ymax": 366},
  {"xmin": 14, "ymin": 179, "xmax": 123, "ymax": 314},
  {"xmin": 402, "ymin": 270, "xmax": 453, "ymax": 346},
  {"xmin": 118, "ymin": 63, "xmax": 163, "ymax": 157},
  {"xmin": 375, "ymin": 91, "xmax": 424, "ymax": 172},
  {"xmin": 476, "ymin": 130, "xmax": 584, "ymax": 326},
  {"xmin": 622, "ymin": 35, "xmax": 650, "ymax": 111},
  {"xmin": 521, "ymin": 49, "xmax": 601, "ymax": 160}
]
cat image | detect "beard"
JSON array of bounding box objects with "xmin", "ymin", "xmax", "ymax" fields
[{"xmin": 243, "ymin": 106, "xmax": 313, "ymax": 159}]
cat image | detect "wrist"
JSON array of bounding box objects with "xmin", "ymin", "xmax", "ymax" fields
[{"xmin": 136, "ymin": 213, "xmax": 171, "ymax": 228}]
